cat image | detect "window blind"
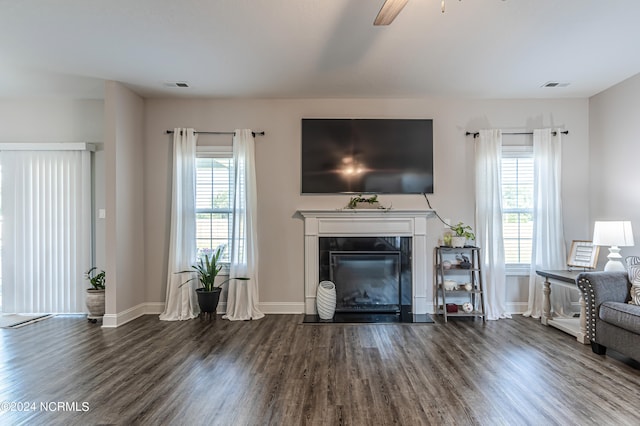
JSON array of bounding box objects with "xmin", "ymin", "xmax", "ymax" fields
[{"xmin": 1, "ymin": 150, "xmax": 91, "ymax": 313}]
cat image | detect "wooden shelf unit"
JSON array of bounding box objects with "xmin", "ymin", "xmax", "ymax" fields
[{"xmin": 434, "ymin": 246, "xmax": 485, "ymax": 323}]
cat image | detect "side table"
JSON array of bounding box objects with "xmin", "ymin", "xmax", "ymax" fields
[{"xmin": 535, "ymin": 269, "xmax": 588, "ymax": 344}]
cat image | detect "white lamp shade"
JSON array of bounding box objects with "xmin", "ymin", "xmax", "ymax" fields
[{"xmin": 592, "ymin": 221, "xmax": 634, "ymax": 247}]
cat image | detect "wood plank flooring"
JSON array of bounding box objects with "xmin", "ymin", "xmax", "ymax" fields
[{"xmin": 0, "ymin": 314, "xmax": 638, "ymax": 425}]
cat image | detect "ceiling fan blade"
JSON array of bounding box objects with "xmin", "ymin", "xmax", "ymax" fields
[{"xmin": 374, "ymin": 0, "xmax": 409, "ymax": 26}]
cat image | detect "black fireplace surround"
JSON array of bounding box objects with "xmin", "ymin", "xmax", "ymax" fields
[{"xmin": 319, "ymin": 237, "xmax": 412, "ymax": 315}]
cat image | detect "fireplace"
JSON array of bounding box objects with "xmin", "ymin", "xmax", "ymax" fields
[
  {"xmin": 331, "ymin": 252, "xmax": 400, "ymax": 312},
  {"xmin": 298, "ymin": 209, "xmax": 435, "ymax": 318},
  {"xmin": 320, "ymin": 237, "xmax": 411, "ymax": 314}
]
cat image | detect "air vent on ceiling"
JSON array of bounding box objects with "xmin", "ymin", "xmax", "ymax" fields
[
  {"xmin": 164, "ymin": 81, "xmax": 190, "ymax": 88},
  {"xmin": 542, "ymin": 81, "xmax": 570, "ymax": 88}
]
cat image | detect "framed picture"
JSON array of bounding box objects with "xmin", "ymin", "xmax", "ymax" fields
[{"xmin": 567, "ymin": 240, "xmax": 599, "ymax": 269}]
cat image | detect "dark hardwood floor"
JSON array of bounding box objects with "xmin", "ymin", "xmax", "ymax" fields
[{"xmin": 0, "ymin": 313, "xmax": 638, "ymax": 425}]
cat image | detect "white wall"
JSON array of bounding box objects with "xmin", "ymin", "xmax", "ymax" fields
[
  {"xmin": 0, "ymin": 99, "xmax": 103, "ymax": 143},
  {"xmin": 104, "ymin": 81, "xmax": 146, "ymax": 322},
  {"xmin": 589, "ymin": 72, "xmax": 640, "ymax": 264},
  {"xmin": 144, "ymin": 97, "xmax": 590, "ymax": 314}
]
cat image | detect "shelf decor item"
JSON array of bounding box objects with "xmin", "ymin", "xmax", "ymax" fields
[
  {"xmin": 462, "ymin": 302, "xmax": 473, "ymax": 313},
  {"xmin": 456, "ymin": 254, "xmax": 472, "ymax": 269},
  {"xmin": 316, "ymin": 281, "xmax": 337, "ymax": 319},
  {"xmin": 449, "ymin": 222, "xmax": 475, "ymax": 248},
  {"xmin": 567, "ymin": 240, "xmax": 599, "ymax": 269},
  {"xmin": 443, "ymin": 280, "xmax": 458, "ymax": 291}
]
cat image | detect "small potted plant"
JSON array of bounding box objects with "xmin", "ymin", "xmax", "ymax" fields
[
  {"xmin": 179, "ymin": 247, "xmax": 248, "ymax": 315},
  {"xmin": 449, "ymin": 222, "xmax": 475, "ymax": 248},
  {"xmin": 85, "ymin": 267, "xmax": 105, "ymax": 323}
]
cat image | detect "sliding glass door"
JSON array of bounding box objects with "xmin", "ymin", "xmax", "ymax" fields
[{"xmin": 0, "ymin": 150, "xmax": 91, "ymax": 314}]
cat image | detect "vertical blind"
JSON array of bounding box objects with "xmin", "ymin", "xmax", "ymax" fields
[{"xmin": 1, "ymin": 150, "xmax": 91, "ymax": 313}]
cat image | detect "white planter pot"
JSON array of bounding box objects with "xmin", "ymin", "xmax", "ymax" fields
[
  {"xmin": 451, "ymin": 236, "xmax": 466, "ymax": 248},
  {"xmin": 86, "ymin": 289, "xmax": 105, "ymax": 323},
  {"xmin": 316, "ymin": 281, "xmax": 337, "ymax": 319}
]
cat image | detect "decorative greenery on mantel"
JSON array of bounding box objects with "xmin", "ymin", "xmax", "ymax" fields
[{"xmin": 346, "ymin": 194, "xmax": 387, "ymax": 210}]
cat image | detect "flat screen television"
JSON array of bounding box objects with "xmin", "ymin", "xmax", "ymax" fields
[{"xmin": 301, "ymin": 118, "xmax": 434, "ymax": 194}]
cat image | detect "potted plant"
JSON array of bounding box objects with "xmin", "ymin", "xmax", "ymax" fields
[
  {"xmin": 449, "ymin": 222, "xmax": 475, "ymax": 248},
  {"xmin": 179, "ymin": 247, "xmax": 248, "ymax": 314},
  {"xmin": 85, "ymin": 267, "xmax": 105, "ymax": 323}
]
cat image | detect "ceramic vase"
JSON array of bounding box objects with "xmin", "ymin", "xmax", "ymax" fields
[{"xmin": 316, "ymin": 281, "xmax": 337, "ymax": 320}]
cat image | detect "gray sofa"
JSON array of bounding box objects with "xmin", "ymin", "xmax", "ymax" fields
[{"xmin": 577, "ymin": 271, "xmax": 640, "ymax": 361}]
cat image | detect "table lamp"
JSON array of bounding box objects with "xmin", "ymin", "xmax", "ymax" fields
[{"xmin": 592, "ymin": 220, "xmax": 634, "ymax": 271}]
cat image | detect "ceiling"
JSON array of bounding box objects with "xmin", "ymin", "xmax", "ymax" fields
[{"xmin": 1, "ymin": 0, "xmax": 639, "ymax": 100}]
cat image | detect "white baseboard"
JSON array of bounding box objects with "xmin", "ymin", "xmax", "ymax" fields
[
  {"xmin": 215, "ymin": 302, "xmax": 304, "ymax": 315},
  {"xmin": 507, "ymin": 302, "xmax": 529, "ymax": 315},
  {"xmin": 103, "ymin": 301, "xmax": 305, "ymax": 326},
  {"xmin": 102, "ymin": 302, "xmax": 165, "ymax": 328},
  {"xmin": 258, "ymin": 302, "xmax": 305, "ymax": 314},
  {"xmin": 144, "ymin": 302, "xmax": 165, "ymax": 315}
]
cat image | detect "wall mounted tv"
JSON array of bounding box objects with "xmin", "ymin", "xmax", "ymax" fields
[{"xmin": 301, "ymin": 118, "xmax": 434, "ymax": 194}]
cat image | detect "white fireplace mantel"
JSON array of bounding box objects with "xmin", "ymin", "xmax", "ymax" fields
[{"xmin": 298, "ymin": 209, "xmax": 435, "ymax": 315}]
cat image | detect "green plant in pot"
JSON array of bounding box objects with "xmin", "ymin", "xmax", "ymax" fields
[
  {"xmin": 179, "ymin": 247, "xmax": 249, "ymax": 314},
  {"xmin": 84, "ymin": 267, "xmax": 105, "ymax": 323},
  {"xmin": 449, "ymin": 222, "xmax": 475, "ymax": 248}
]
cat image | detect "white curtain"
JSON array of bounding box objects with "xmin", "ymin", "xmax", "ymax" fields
[
  {"xmin": 475, "ymin": 129, "xmax": 511, "ymax": 320},
  {"xmin": 160, "ymin": 128, "xmax": 200, "ymax": 321},
  {"xmin": 524, "ymin": 129, "xmax": 567, "ymax": 317},
  {"xmin": 1, "ymin": 150, "xmax": 91, "ymax": 313},
  {"xmin": 223, "ymin": 129, "xmax": 264, "ymax": 321}
]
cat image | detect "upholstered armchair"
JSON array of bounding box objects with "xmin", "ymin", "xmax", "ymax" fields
[{"xmin": 577, "ymin": 271, "xmax": 640, "ymax": 361}]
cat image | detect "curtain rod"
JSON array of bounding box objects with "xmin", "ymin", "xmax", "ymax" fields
[
  {"xmin": 465, "ymin": 130, "xmax": 568, "ymax": 139},
  {"xmin": 165, "ymin": 130, "xmax": 265, "ymax": 137}
]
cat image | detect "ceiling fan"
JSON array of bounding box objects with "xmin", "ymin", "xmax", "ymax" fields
[
  {"xmin": 374, "ymin": 0, "xmax": 464, "ymax": 25},
  {"xmin": 374, "ymin": 0, "xmax": 409, "ymax": 25}
]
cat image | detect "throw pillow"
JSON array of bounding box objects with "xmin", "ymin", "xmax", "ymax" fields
[
  {"xmin": 631, "ymin": 277, "xmax": 640, "ymax": 306},
  {"xmin": 626, "ymin": 256, "xmax": 640, "ymax": 280},
  {"xmin": 628, "ymin": 265, "xmax": 640, "ymax": 283},
  {"xmin": 626, "ymin": 255, "xmax": 640, "ymax": 267},
  {"xmin": 625, "ymin": 257, "xmax": 640, "ymax": 305}
]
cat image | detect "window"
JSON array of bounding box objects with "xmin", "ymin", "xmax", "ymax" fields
[
  {"xmin": 195, "ymin": 148, "xmax": 234, "ymax": 264},
  {"xmin": 501, "ymin": 147, "xmax": 534, "ymax": 270}
]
